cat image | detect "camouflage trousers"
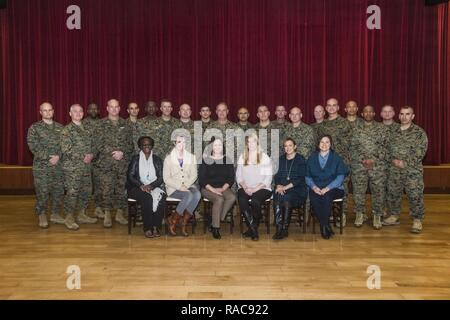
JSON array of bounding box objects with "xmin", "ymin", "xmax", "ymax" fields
[
  {"xmin": 351, "ymin": 165, "xmax": 385, "ymax": 216},
  {"xmin": 32, "ymin": 165, "xmax": 64, "ymax": 215},
  {"xmin": 387, "ymin": 167, "xmax": 425, "ymax": 220},
  {"xmin": 92, "ymin": 165, "xmax": 103, "ymax": 207},
  {"xmin": 63, "ymin": 167, "xmax": 92, "ymax": 214},
  {"xmin": 98, "ymin": 164, "xmax": 128, "ymax": 210}
]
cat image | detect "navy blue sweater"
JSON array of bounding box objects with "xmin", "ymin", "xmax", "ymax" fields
[{"xmin": 306, "ymin": 150, "xmax": 349, "ymax": 189}]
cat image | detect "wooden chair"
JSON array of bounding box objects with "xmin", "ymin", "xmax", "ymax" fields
[
  {"xmin": 311, "ymin": 198, "xmax": 344, "ymax": 235},
  {"xmin": 292, "ymin": 203, "xmax": 307, "ymax": 233},
  {"xmin": 164, "ymin": 197, "xmax": 197, "ymax": 235},
  {"xmin": 127, "ymin": 198, "xmax": 139, "ymax": 235},
  {"xmin": 202, "ymin": 198, "xmax": 235, "ymax": 234}
]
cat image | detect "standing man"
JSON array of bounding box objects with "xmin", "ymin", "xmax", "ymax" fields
[
  {"xmin": 126, "ymin": 102, "xmax": 140, "ymax": 154},
  {"xmin": 350, "ymin": 105, "xmax": 388, "ymax": 230},
  {"xmin": 255, "ymin": 105, "xmax": 282, "ymax": 157},
  {"xmin": 206, "ymin": 102, "xmax": 239, "ymax": 162},
  {"xmin": 310, "ymin": 105, "xmax": 326, "ymax": 137},
  {"xmin": 198, "ymin": 105, "xmax": 212, "ymax": 131},
  {"xmin": 344, "ymin": 100, "xmax": 364, "ymax": 130},
  {"xmin": 271, "ymin": 105, "xmax": 289, "ymax": 130},
  {"xmin": 317, "ymin": 98, "xmax": 352, "ymax": 226},
  {"xmin": 61, "ymin": 104, "xmax": 98, "ymax": 230},
  {"xmin": 178, "ymin": 103, "xmax": 195, "ymax": 153},
  {"xmin": 27, "ymin": 102, "xmax": 65, "ymax": 228},
  {"xmin": 142, "ymin": 100, "xmax": 157, "ymax": 122},
  {"xmin": 380, "ymin": 104, "xmax": 400, "ymax": 217},
  {"xmin": 139, "ymin": 99, "xmax": 181, "ymax": 158},
  {"xmin": 82, "ymin": 102, "xmax": 104, "ymax": 219},
  {"xmin": 284, "ymin": 107, "xmax": 316, "ymax": 160},
  {"xmin": 94, "ymin": 99, "xmax": 134, "ymax": 228},
  {"xmin": 383, "ymin": 106, "xmax": 428, "ymax": 233},
  {"xmin": 237, "ymin": 107, "xmax": 254, "ymax": 131}
]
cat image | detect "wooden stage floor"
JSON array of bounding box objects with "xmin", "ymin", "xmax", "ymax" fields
[{"xmin": 0, "ymin": 195, "xmax": 449, "ymax": 300}]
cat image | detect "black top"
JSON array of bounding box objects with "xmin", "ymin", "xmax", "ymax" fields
[
  {"xmin": 274, "ymin": 153, "xmax": 307, "ymax": 201},
  {"xmin": 198, "ymin": 156, "xmax": 235, "ymax": 189},
  {"xmin": 126, "ymin": 153, "xmax": 164, "ymax": 191}
]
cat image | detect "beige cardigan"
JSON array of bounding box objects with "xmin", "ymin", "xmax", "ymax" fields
[{"xmin": 163, "ymin": 148, "xmax": 198, "ymax": 196}]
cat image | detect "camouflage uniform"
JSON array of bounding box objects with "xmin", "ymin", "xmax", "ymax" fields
[
  {"xmin": 237, "ymin": 122, "xmax": 254, "ymax": 132},
  {"xmin": 387, "ymin": 124, "xmax": 428, "ymax": 220},
  {"xmin": 82, "ymin": 117, "xmax": 103, "ymax": 208},
  {"xmin": 284, "ymin": 122, "xmax": 316, "ymax": 160},
  {"xmin": 139, "ymin": 117, "xmax": 181, "ymax": 159},
  {"xmin": 317, "ymin": 116, "xmax": 352, "ymax": 218},
  {"xmin": 205, "ymin": 120, "xmax": 241, "ymax": 164},
  {"xmin": 94, "ymin": 117, "xmax": 134, "ymax": 210},
  {"xmin": 382, "ymin": 122, "xmax": 401, "ymax": 213},
  {"xmin": 125, "ymin": 117, "xmax": 140, "ymax": 155},
  {"xmin": 27, "ymin": 121, "xmax": 64, "ymax": 215},
  {"xmin": 349, "ymin": 121, "xmax": 388, "ymax": 218},
  {"xmin": 310, "ymin": 122, "xmax": 323, "ymax": 141},
  {"xmin": 271, "ymin": 120, "xmax": 289, "ymax": 131},
  {"xmin": 61, "ymin": 122, "xmax": 93, "ymax": 214},
  {"xmin": 254, "ymin": 122, "xmax": 284, "ymax": 158},
  {"xmin": 346, "ymin": 117, "xmax": 364, "ymax": 131},
  {"xmin": 179, "ymin": 119, "xmax": 196, "ymax": 153}
]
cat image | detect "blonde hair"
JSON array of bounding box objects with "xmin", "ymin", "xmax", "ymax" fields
[{"xmin": 244, "ymin": 133, "xmax": 262, "ymax": 165}]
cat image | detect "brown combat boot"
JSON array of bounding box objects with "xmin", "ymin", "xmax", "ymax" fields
[
  {"xmin": 168, "ymin": 213, "xmax": 179, "ymax": 236},
  {"xmin": 181, "ymin": 211, "xmax": 191, "ymax": 237}
]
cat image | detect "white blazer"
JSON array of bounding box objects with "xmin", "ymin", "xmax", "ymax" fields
[{"xmin": 163, "ymin": 148, "xmax": 198, "ymax": 196}]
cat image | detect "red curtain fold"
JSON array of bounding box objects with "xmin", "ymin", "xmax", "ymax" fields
[{"xmin": 1, "ymin": 0, "xmax": 449, "ymax": 165}]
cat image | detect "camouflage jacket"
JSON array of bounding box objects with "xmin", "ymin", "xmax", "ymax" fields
[
  {"xmin": 94, "ymin": 117, "xmax": 134, "ymax": 168},
  {"xmin": 388, "ymin": 123, "xmax": 428, "ymax": 172},
  {"xmin": 349, "ymin": 121, "xmax": 388, "ymax": 169},
  {"xmin": 317, "ymin": 116, "xmax": 352, "ymax": 163},
  {"xmin": 139, "ymin": 117, "xmax": 181, "ymax": 158},
  {"xmin": 125, "ymin": 117, "xmax": 140, "ymax": 154},
  {"xmin": 347, "ymin": 117, "xmax": 364, "ymax": 131},
  {"xmin": 61, "ymin": 122, "xmax": 93, "ymax": 170},
  {"xmin": 284, "ymin": 122, "xmax": 316, "ymax": 160},
  {"xmin": 27, "ymin": 120, "xmax": 64, "ymax": 168},
  {"xmin": 254, "ymin": 122, "xmax": 284, "ymax": 157}
]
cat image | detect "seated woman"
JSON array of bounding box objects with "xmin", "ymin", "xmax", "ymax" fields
[
  {"xmin": 163, "ymin": 134, "xmax": 201, "ymax": 237},
  {"xmin": 306, "ymin": 135, "xmax": 349, "ymax": 239},
  {"xmin": 236, "ymin": 133, "xmax": 273, "ymax": 241},
  {"xmin": 199, "ymin": 137, "xmax": 236, "ymax": 239},
  {"xmin": 272, "ymin": 138, "xmax": 307, "ymax": 240},
  {"xmin": 126, "ymin": 136, "xmax": 166, "ymax": 238}
]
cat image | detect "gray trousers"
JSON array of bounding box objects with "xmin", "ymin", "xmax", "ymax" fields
[
  {"xmin": 201, "ymin": 188, "xmax": 236, "ymax": 228},
  {"xmin": 170, "ymin": 186, "xmax": 202, "ymax": 215}
]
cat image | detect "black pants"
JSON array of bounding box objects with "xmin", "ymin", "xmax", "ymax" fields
[
  {"xmin": 309, "ymin": 188, "xmax": 344, "ymax": 226},
  {"xmin": 128, "ymin": 187, "xmax": 166, "ymax": 232},
  {"xmin": 238, "ymin": 188, "xmax": 272, "ymax": 225}
]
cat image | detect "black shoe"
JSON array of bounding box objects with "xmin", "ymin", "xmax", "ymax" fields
[
  {"xmin": 326, "ymin": 224, "xmax": 335, "ymax": 236},
  {"xmin": 212, "ymin": 228, "xmax": 221, "ymax": 239},
  {"xmin": 272, "ymin": 226, "xmax": 284, "ymax": 240},
  {"xmin": 320, "ymin": 224, "xmax": 331, "ymax": 240},
  {"xmin": 251, "ymin": 228, "xmax": 259, "ymax": 241},
  {"xmin": 281, "ymin": 229, "xmax": 289, "ymax": 238},
  {"xmin": 242, "ymin": 229, "xmax": 253, "ymax": 238}
]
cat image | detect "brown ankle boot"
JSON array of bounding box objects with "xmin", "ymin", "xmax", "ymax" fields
[
  {"xmin": 181, "ymin": 211, "xmax": 191, "ymax": 237},
  {"xmin": 168, "ymin": 214, "xmax": 178, "ymax": 236}
]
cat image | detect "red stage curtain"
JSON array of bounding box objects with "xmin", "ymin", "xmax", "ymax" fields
[{"xmin": 1, "ymin": 0, "xmax": 449, "ymax": 165}]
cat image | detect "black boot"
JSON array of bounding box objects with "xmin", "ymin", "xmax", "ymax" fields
[
  {"xmin": 272, "ymin": 204, "xmax": 284, "ymax": 240},
  {"xmin": 242, "ymin": 210, "xmax": 256, "ymax": 239},
  {"xmin": 326, "ymin": 224, "xmax": 335, "ymax": 236},
  {"xmin": 281, "ymin": 206, "xmax": 292, "ymax": 238},
  {"xmin": 320, "ymin": 224, "xmax": 331, "ymax": 240},
  {"xmin": 212, "ymin": 227, "xmax": 221, "ymax": 239}
]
